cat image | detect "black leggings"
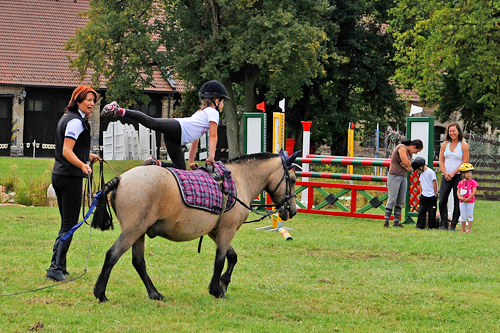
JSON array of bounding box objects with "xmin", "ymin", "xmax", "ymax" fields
[
  {"xmin": 438, "ymin": 173, "xmax": 461, "ymax": 227},
  {"xmin": 52, "ymin": 174, "xmax": 82, "ymax": 233},
  {"xmin": 124, "ymin": 109, "xmax": 186, "ymax": 170}
]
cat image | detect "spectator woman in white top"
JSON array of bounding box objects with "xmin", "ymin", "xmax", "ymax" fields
[
  {"xmin": 438, "ymin": 122, "xmax": 470, "ymax": 231},
  {"xmin": 101, "ymin": 80, "xmax": 229, "ymax": 170}
]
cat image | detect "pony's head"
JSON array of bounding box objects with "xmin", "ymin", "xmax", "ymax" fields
[{"xmin": 268, "ymin": 151, "xmax": 301, "ymax": 220}]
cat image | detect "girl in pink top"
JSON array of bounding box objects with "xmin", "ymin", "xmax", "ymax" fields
[{"xmin": 457, "ymin": 163, "xmax": 478, "ymax": 233}]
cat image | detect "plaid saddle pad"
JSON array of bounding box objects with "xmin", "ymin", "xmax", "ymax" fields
[{"xmin": 168, "ymin": 162, "xmax": 236, "ymax": 214}]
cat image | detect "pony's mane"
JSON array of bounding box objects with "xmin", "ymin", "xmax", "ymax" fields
[{"xmin": 227, "ymin": 152, "xmax": 279, "ymax": 165}]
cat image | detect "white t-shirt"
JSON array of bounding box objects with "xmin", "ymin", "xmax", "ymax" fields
[
  {"xmin": 64, "ymin": 110, "xmax": 86, "ymax": 140},
  {"xmin": 175, "ymin": 107, "xmax": 219, "ymax": 145},
  {"xmin": 419, "ymin": 167, "xmax": 437, "ymax": 198}
]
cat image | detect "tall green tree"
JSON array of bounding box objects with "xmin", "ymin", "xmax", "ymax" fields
[
  {"xmin": 390, "ymin": 0, "xmax": 500, "ymax": 130},
  {"xmin": 286, "ymin": 0, "xmax": 405, "ymax": 155},
  {"xmin": 66, "ymin": 0, "xmax": 328, "ymax": 158},
  {"xmin": 66, "ymin": 0, "xmax": 163, "ymax": 106}
]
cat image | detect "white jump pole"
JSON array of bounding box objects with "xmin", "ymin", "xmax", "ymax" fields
[{"xmin": 301, "ymin": 121, "xmax": 312, "ymax": 207}]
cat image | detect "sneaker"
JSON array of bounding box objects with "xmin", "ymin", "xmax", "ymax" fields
[
  {"xmin": 101, "ymin": 101, "xmax": 121, "ymax": 117},
  {"xmin": 465, "ymin": 229, "xmax": 472, "ymax": 233},
  {"xmin": 392, "ymin": 223, "xmax": 404, "ymax": 228},
  {"xmin": 383, "ymin": 220, "xmax": 389, "ymax": 228},
  {"xmin": 142, "ymin": 155, "xmax": 158, "ymax": 166},
  {"xmin": 439, "ymin": 226, "xmax": 448, "ymax": 231},
  {"xmin": 448, "ymin": 226, "xmax": 456, "ymax": 231}
]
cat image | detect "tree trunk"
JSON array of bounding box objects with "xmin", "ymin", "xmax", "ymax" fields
[
  {"xmin": 238, "ymin": 66, "xmax": 260, "ymax": 156},
  {"xmin": 221, "ymin": 77, "xmax": 242, "ymax": 159},
  {"xmin": 330, "ymin": 79, "xmax": 350, "ymax": 156}
]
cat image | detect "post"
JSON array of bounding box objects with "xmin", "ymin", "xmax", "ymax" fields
[
  {"xmin": 243, "ymin": 112, "xmax": 267, "ymax": 209},
  {"xmin": 301, "ymin": 121, "xmax": 312, "ymax": 207},
  {"xmin": 272, "ymin": 112, "xmax": 285, "ymax": 153},
  {"xmin": 375, "ymin": 123, "xmax": 380, "ymax": 176},
  {"xmin": 404, "ymin": 116, "xmax": 435, "ymax": 224},
  {"xmin": 347, "ymin": 122, "xmax": 355, "ymax": 174}
]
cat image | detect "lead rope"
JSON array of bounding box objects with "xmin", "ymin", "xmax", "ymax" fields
[{"xmin": 0, "ymin": 162, "xmax": 102, "ymax": 297}]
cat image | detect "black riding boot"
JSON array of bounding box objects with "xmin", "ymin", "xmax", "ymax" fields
[
  {"xmin": 384, "ymin": 207, "xmax": 392, "ymax": 228},
  {"xmin": 392, "ymin": 206, "xmax": 404, "ymax": 227},
  {"xmin": 46, "ymin": 232, "xmax": 72, "ymax": 282},
  {"xmin": 60, "ymin": 234, "xmax": 73, "ymax": 276}
]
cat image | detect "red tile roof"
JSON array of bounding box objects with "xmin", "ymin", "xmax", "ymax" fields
[{"xmin": 0, "ymin": 0, "xmax": 176, "ymax": 92}]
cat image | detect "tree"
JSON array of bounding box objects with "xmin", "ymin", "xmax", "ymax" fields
[
  {"xmin": 66, "ymin": 0, "xmax": 328, "ymax": 158},
  {"xmin": 390, "ymin": 0, "xmax": 500, "ymax": 130},
  {"xmin": 66, "ymin": 0, "xmax": 164, "ymax": 106},
  {"xmin": 286, "ymin": 0, "xmax": 405, "ymax": 155}
]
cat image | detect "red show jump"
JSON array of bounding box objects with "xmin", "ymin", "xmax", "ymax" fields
[
  {"xmin": 297, "ymin": 171, "xmax": 387, "ymax": 182},
  {"xmin": 295, "ymin": 180, "xmax": 392, "ymax": 220},
  {"xmin": 297, "ymin": 157, "xmax": 390, "ymax": 167},
  {"xmin": 304, "ymin": 154, "xmax": 439, "ymax": 167}
]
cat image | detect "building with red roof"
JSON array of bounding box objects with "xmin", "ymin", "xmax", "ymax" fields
[{"xmin": 0, "ymin": 0, "xmax": 181, "ymax": 157}]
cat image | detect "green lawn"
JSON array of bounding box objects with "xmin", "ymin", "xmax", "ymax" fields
[
  {"xmin": 1, "ymin": 200, "xmax": 499, "ymax": 332},
  {"xmin": 0, "ymin": 157, "xmax": 143, "ymax": 183}
]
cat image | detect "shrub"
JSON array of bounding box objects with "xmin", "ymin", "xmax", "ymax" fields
[
  {"xmin": 0, "ymin": 165, "xmax": 52, "ymax": 206},
  {"xmin": 0, "ymin": 164, "xmax": 20, "ymax": 192},
  {"xmin": 15, "ymin": 169, "xmax": 52, "ymax": 206}
]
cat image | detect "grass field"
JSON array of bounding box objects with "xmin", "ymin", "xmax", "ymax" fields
[
  {"xmin": 1, "ymin": 200, "xmax": 500, "ymax": 332},
  {"xmin": 0, "ymin": 157, "xmax": 143, "ymax": 185}
]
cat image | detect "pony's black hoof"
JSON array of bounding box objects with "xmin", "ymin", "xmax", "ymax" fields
[
  {"xmin": 209, "ymin": 284, "xmax": 227, "ymax": 299},
  {"xmin": 219, "ymin": 282, "xmax": 227, "ymax": 295},
  {"xmin": 149, "ymin": 292, "xmax": 164, "ymax": 301},
  {"xmin": 212, "ymin": 292, "xmax": 226, "ymax": 299},
  {"xmin": 98, "ymin": 295, "xmax": 108, "ymax": 303},
  {"xmin": 209, "ymin": 289, "xmax": 223, "ymax": 298}
]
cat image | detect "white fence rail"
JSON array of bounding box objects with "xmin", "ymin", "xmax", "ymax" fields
[
  {"xmin": 103, "ymin": 121, "xmax": 209, "ymax": 162},
  {"xmin": 103, "ymin": 121, "xmax": 156, "ymax": 161}
]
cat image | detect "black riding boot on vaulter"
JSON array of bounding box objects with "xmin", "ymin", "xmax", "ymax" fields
[{"xmin": 46, "ymin": 232, "xmax": 72, "ymax": 282}]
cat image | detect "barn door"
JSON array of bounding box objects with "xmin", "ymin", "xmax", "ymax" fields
[{"xmin": 0, "ymin": 97, "xmax": 13, "ymax": 156}]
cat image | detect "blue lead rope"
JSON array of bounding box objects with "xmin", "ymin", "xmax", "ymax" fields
[{"xmin": 60, "ymin": 190, "xmax": 103, "ymax": 243}]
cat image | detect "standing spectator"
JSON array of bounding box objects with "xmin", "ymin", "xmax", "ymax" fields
[
  {"xmin": 412, "ymin": 157, "xmax": 438, "ymax": 230},
  {"xmin": 457, "ymin": 163, "xmax": 478, "ymax": 233},
  {"xmin": 101, "ymin": 80, "xmax": 229, "ymax": 170},
  {"xmin": 384, "ymin": 139, "xmax": 423, "ymax": 228},
  {"xmin": 47, "ymin": 85, "xmax": 101, "ymax": 282},
  {"xmin": 438, "ymin": 122, "xmax": 470, "ymax": 231}
]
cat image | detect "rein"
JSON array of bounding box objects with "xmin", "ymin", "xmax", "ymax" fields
[{"xmin": 231, "ymin": 157, "xmax": 295, "ymax": 224}]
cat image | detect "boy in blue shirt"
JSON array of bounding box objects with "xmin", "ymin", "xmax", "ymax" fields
[{"xmin": 412, "ymin": 157, "xmax": 438, "ymax": 229}]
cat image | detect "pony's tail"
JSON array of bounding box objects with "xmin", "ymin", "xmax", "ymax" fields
[{"xmin": 91, "ymin": 176, "xmax": 120, "ymax": 231}]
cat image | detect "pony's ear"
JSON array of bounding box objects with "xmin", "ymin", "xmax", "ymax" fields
[
  {"xmin": 286, "ymin": 150, "xmax": 301, "ymax": 168},
  {"xmin": 278, "ymin": 149, "xmax": 286, "ymax": 158}
]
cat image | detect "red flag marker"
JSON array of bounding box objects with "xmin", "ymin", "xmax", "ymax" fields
[{"xmin": 256, "ymin": 101, "xmax": 265, "ymax": 112}]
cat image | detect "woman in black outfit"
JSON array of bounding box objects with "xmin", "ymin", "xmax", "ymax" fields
[{"xmin": 46, "ymin": 85, "xmax": 101, "ymax": 282}]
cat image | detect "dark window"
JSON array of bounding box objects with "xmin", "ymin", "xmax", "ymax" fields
[
  {"xmin": 26, "ymin": 99, "xmax": 45, "ymax": 112},
  {"xmin": 0, "ymin": 100, "xmax": 8, "ymax": 118},
  {"xmin": 133, "ymin": 103, "xmax": 157, "ymax": 117}
]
